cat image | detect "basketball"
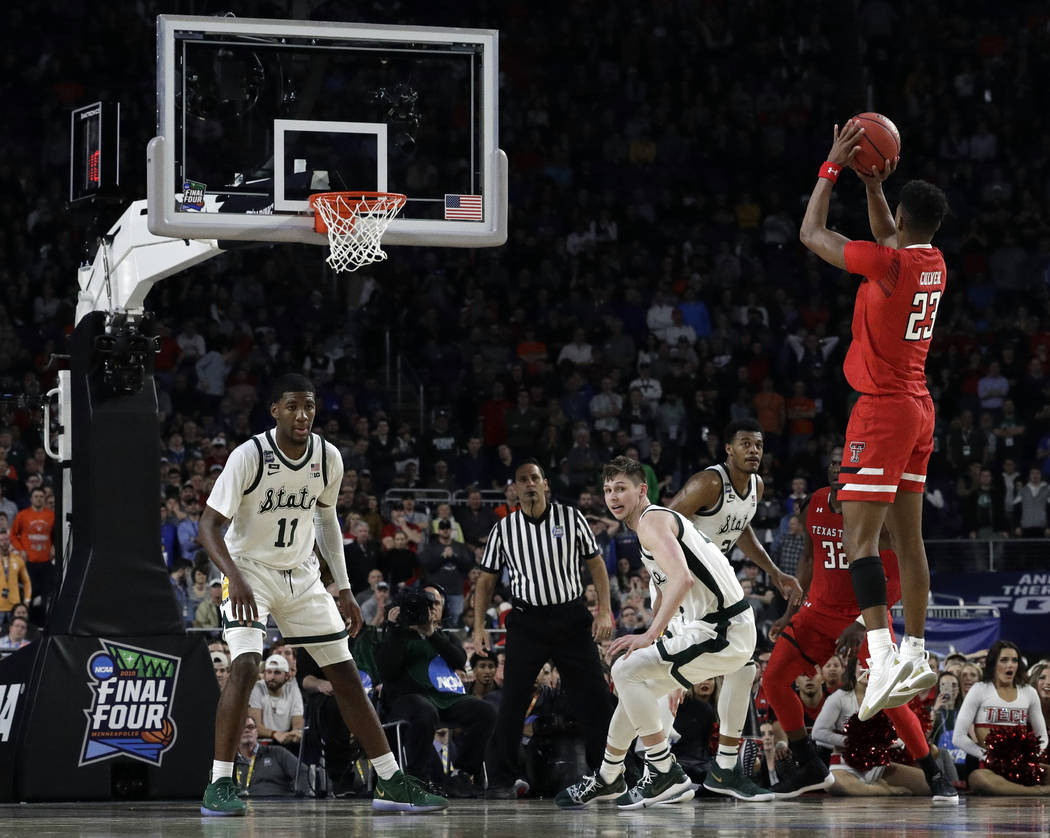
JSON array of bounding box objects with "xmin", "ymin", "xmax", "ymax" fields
[
  {"xmin": 849, "ymin": 112, "xmax": 901, "ymax": 174},
  {"xmin": 142, "ymin": 718, "xmax": 174, "ymax": 747}
]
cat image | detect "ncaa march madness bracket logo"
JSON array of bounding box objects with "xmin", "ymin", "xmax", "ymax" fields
[{"xmin": 79, "ymin": 640, "xmax": 181, "ymax": 767}]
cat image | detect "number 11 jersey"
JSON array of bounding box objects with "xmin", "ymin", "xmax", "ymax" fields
[
  {"xmin": 843, "ymin": 241, "xmax": 946, "ymax": 397},
  {"xmin": 206, "ymin": 430, "xmax": 341, "ymax": 570}
]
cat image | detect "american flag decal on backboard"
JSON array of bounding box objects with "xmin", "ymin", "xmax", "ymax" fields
[{"xmin": 444, "ymin": 194, "xmax": 483, "ymax": 221}]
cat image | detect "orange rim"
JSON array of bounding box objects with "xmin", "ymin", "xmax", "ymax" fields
[{"xmin": 309, "ymin": 191, "xmax": 407, "ymax": 234}]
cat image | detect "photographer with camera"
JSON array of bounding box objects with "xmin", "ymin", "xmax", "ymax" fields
[{"xmin": 377, "ymin": 585, "xmax": 496, "ymax": 797}]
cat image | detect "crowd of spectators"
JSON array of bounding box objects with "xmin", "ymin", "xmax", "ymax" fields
[
  {"xmin": 202, "ymin": 591, "xmax": 1050, "ymax": 798},
  {"xmin": 2, "ymin": 1, "xmax": 1050, "ymax": 647},
  {"xmin": 4, "ymin": 0, "xmax": 1050, "ymax": 812}
]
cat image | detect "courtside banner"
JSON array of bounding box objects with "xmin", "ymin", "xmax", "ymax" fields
[
  {"xmin": 0, "ymin": 642, "xmax": 39, "ymax": 801},
  {"xmin": 79, "ymin": 639, "xmax": 181, "ymax": 767},
  {"xmin": 930, "ymin": 571, "xmax": 1050, "ymax": 652},
  {"xmin": 2, "ymin": 634, "xmax": 217, "ymax": 802},
  {"xmin": 890, "ymin": 613, "xmax": 1000, "ymax": 657}
]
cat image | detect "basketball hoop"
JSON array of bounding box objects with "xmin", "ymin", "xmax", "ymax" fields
[{"xmin": 309, "ymin": 191, "xmax": 407, "ymax": 273}]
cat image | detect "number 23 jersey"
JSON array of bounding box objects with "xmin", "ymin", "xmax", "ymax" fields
[
  {"xmin": 206, "ymin": 430, "xmax": 342, "ymax": 571},
  {"xmin": 804, "ymin": 486, "xmax": 900, "ymax": 619},
  {"xmin": 843, "ymin": 240, "xmax": 946, "ymax": 397}
]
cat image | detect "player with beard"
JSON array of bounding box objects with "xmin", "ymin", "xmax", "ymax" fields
[
  {"xmin": 669, "ymin": 419, "xmax": 803, "ymax": 606},
  {"xmin": 764, "ymin": 446, "xmax": 957, "ymax": 803},
  {"xmin": 666, "ymin": 418, "xmax": 802, "ymax": 799}
]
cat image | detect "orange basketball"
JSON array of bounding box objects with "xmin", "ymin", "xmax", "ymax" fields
[
  {"xmin": 850, "ymin": 112, "xmax": 901, "ymax": 174},
  {"xmin": 142, "ymin": 718, "xmax": 174, "ymax": 746}
]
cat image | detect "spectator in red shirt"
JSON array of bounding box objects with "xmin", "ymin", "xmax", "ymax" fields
[
  {"xmin": 381, "ymin": 508, "xmax": 424, "ymax": 553},
  {"xmin": 478, "ymin": 382, "xmax": 513, "ymax": 449},
  {"xmin": 10, "ymin": 488, "xmax": 54, "ymax": 623},
  {"xmin": 493, "ymin": 482, "xmax": 520, "ymax": 519},
  {"xmin": 516, "ymin": 326, "xmax": 548, "ymax": 374},
  {"xmin": 153, "ymin": 322, "xmax": 181, "ymax": 382},
  {"xmin": 204, "ymin": 437, "xmax": 230, "ymax": 471},
  {"xmin": 753, "ymin": 377, "xmax": 786, "ymax": 453},
  {"xmin": 785, "ymin": 381, "xmax": 816, "ymax": 455},
  {"xmin": 796, "ymin": 672, "xmax": 826, "ymax": 726}
]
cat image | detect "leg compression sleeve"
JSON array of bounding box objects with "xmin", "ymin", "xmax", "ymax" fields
[
  {"xmin": 717, "ymin": 662, "xmax": 756, "ymax": 742},
  {"xmin": 849, "ymin": 555, "xmax": 887, "ymax": 611}
]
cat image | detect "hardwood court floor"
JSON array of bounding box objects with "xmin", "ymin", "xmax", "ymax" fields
[{"xmin": 0, "ymin": 796, "xmax": 1047, "ymax": 837}]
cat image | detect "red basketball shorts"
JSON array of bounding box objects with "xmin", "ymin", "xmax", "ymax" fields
[
  {"xmin": 775, "ymin": 606, "xmax": 853, "ymax": 675},
  {"xmin": 765, "ymin": 606, "xmax": 898, "ymax": 731},
  {"xmin": 839, "ymin": 392, "xmax": 934, "ymax": 502},
  {"xmin": 765, "ymin": 607, "xmax": 850, "ymax": 731},
  {"xmin": 772, "ymin": 605, "xmax": 898, "ymax": 675}
]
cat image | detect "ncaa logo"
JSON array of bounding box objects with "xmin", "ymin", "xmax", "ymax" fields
[
  {"xmin": 80, "ymin": 640, "xmax": 180, "ymax": 767},
  {"xmin": 91, "ymin": 655, "xmax": 115, "ymax": 680}
]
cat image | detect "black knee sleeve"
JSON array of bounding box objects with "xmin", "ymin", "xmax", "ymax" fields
[{"xmin": 849, "ymin": 555, "xmax": 887, "ymax": 611}]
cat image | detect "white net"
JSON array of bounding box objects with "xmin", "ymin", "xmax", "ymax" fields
[{"xmin": 311, "ymin": 192, "xmax": 406, "ymax": 273}]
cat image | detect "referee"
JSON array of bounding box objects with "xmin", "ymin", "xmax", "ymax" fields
[{"xmin": 474, "ymin": 459, "xmax": 614, "ymax": 796}]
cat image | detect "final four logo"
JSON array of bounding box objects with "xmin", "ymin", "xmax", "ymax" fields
[{"xmin": 79, "ymin": 640, "xmax": 181, "ymax": 767}]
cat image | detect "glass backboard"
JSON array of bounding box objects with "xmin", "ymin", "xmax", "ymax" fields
[{"xmin": 147, "ymin": 15, "xmax": 505, "ymax": 248}]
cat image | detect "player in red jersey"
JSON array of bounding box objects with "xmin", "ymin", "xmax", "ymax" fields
[
  {"xmin": 800, "ymin": 121, "xmax": 950, "ymax": 722},
  {"xmin": 763, "ymin": 448, "xmax": 957, "ymax": 802}
]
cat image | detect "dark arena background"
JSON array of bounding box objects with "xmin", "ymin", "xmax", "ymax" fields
[{"xmin": 0, "ymin": 0, "xmax": 1048, "ymax": 834}]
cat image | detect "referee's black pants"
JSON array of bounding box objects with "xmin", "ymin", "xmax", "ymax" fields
[{"xmin": 487, "ymin": 599, "xmax": 612, "ymax": 786}]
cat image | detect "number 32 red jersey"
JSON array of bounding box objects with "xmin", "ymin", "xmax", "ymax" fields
[
  {"xmin": 805, "ymin": 486, "xmax": 901, "ymax": 619},
  {"xmin": 843, "ymin": 241, "xmax": 947, "ymax": 397}
]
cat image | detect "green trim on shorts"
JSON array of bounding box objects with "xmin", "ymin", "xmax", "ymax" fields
[
  {"xmin": 280, "ymin": 628, "xmax": 349, "ymax": 645},
  {"xmin": 656, "ymin": 621, "xmax": 731, "ymax": 690},
  {"xmin": 222, "ymin": 615, "xmax": 267, "ymax": 632}
]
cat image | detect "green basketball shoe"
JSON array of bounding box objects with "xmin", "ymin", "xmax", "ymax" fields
[
  {"xmin": 373, "ymin": 770, "xmax": 449, "ymax": 813},
  {"xmin": 201, "ymin": 777, "xmax": 246, "ymax": 816},
  {"xmin": 703, "ymin": 763, "xmax": 776, "ymax": 801},
  {"xmin": 554, "ymin": 773, "xmax": 628, "ymax": 808},
  {"xmin": 616, "ymin": 759, "xmax": 693, "ymax": 809}
]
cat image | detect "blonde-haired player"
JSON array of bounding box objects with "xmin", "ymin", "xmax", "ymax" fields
[{"xmin": 554, "ymin": 456, "xmax": 772, "ymax": 809}]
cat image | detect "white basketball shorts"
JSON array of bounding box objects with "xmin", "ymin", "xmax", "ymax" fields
[{"xmin": 221, "ymin": 554, "xmax": 352, "ymax": 668}]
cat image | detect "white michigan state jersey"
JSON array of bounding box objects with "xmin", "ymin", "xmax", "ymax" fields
[
  {"xmin": 638, "ymin": 505, "xmax": 746, "ymax": 623},
  {"xmin": 691, "ymin": 464, "xmax": 758, "ymax": 555},
  {"xmin": 207, "ymin": 430, "xmax": 342, "ymax": 571}
]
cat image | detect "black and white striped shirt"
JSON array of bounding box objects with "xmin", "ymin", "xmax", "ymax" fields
[{"xmin": 480, "ymin": 501, "xmax": 600, "ymax": 606}]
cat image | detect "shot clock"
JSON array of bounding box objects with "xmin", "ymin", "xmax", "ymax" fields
[{"xmin": 70, "ymin": 101, "xmax": 120, "ymax": 203}]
